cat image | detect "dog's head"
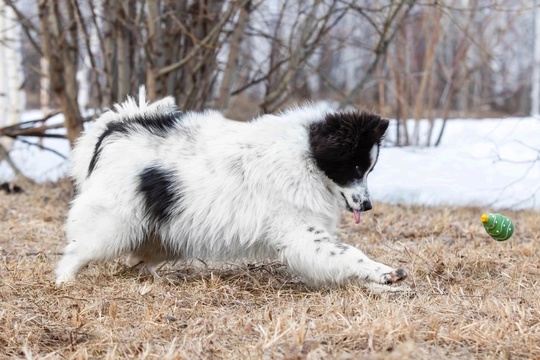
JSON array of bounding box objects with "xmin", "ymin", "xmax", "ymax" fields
[{"xmin": 309, "ymin": 111, "xmax": 389, "ymax": 224}]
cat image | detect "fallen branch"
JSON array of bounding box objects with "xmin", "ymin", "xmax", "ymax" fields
[
  {"xmin": 0, "ymin": 110, "xmax": 62, "ymax": 132},
  {"xmin": 16, "ymin": 138, "xmax": 68, "ymax": 160},
  {"xmin": 0, "ymin": 111, "xmax": 96, "ymax": 140},
  {"xmin": 0, "ymin": 143, "xmax": 23, "ymax": 177},
  {"xmin": 2, "ymin": 125, "xmax": 67, "ymax": 139}
]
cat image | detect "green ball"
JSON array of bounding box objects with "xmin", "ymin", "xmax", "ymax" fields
[{"xmin": 481, "ymin": 213, "xmax": 514, "ymax": 241}]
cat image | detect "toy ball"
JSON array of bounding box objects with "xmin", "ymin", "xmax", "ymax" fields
[{"xmin": 480, "ymin": 213, "xmax": 514, "ymax": 241}]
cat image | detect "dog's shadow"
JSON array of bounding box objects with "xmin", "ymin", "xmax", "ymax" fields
[
  {"xmin": 118, "ymin": 261, "xmax": 313, "ymax": 294},
  {"xmin": 113, "ymin": 261, "xmax": 415, "ymax": 298}
]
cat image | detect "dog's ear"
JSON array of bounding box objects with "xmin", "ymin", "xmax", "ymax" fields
[
  {"xmin": 309, "ymin": 121, "xmax": 348, "ymax": 160},
  {"xmin": 374, "ymin": 118, "xmax": 389, "ymax": 142}
]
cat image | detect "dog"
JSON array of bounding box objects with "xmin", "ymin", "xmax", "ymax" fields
[{"xmin": 55, "ymin": 89, "xmax": 407, "ymax": 288}]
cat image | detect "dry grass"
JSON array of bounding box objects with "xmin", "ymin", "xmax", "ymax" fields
[{"xmin": 1, "ymin": 181, "xmax": 539, "ymax": 359}]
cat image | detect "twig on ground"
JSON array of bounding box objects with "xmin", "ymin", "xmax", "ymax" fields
[{"xmin": 0, "ymin": 143, "xmax": 23, "ymax": 177}]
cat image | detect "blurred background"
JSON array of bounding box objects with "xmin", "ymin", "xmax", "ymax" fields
[{"xmin": 0, "ymin": 0, "xmax": 538, "ymax": 209}]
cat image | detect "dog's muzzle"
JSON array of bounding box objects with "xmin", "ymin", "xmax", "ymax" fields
[{"xmin": 342, "ymin": 194, "xmax": 372, "ymax": 224}]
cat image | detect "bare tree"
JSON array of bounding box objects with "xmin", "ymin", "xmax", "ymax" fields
[
  {"xmin": 339, "ymin": 0, "xmax": 417, "ymax": 109},
  {"xmin": 215, "ymin": 0, "xmax": 251, "ymax": 111},
  {"xmin": 37, "ymin": 0, "xmax": 83, "ymax": 146},
  {"xmin": 1, "ymin": 0, "xmax": 535, "ymax": 150},
  {"xmin": 0, "ymin": 2, "xmax": 24, "ymax": 149},
  {"xmin": 532, "ymin": 0, "xmax": 540, "ymax": 116}
]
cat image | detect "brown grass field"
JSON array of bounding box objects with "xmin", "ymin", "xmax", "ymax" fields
[{"xmin": 1, "ymin": 181, "xmax": 539, "ymax": 359}]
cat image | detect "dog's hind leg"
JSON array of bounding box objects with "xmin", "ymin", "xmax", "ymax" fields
[
  {"xmin": 125, "ymin": 255, "xmax": 162, "ymax": 279},
  {"xmin": 125, "ymin": 232, "xmax": 178, "ymax": 279},
  {"xmin": 55, "ymin": 197, "xmax": 136, "ymax": 285}
]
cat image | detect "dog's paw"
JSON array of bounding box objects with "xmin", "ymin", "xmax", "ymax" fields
[
  {"xmin": 381, "ymin": 268, "xmax": 408, "ymax": 284},
  {"xmin": 126, "ymin": 254, "xmax": 144, "ymax": 267},
  {"xmin": 55, "ymin": 272, "xmax": 75, "ymax": 286}
]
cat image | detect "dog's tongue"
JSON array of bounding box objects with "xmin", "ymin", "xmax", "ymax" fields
[{"xmin": 353, "ymin": 210, "xmax": 361, "ymax": 224}]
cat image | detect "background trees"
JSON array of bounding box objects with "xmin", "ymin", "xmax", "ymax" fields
[{"xmin": 0, "ymin": 0, "xmax": 537, "ymax": 147}]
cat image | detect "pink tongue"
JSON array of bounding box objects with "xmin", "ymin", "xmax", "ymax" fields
[{"xmin": 353, "ymin": 210, "xmax": 361, "ymax": 224}]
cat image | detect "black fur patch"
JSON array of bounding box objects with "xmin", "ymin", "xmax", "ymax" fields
[
  {"xmin": 314, "ymin": 237, "xmax": 331, "ymax": 243},
  {"xmin": 137, "ymin": 165, "xmax": 180, "ymax": 224},
  {"xmin": 0, "ymin": 182, "xmax": 23, "ymax": 194},
  {"xmin": 335, "ymin": 243, "xmax": 349, "ymax": 254},
  {"xmin": 308, "ymin": 111, "xmax": 388, "ymax": 186},
  {"xmin": 88, "ymin": 110, "xmax": 183, "ymax": 177}
]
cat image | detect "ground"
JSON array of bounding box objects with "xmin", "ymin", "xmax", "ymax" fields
[{"xmin": 1, "ymin": 181, "xmax": 539, "ymax": 359}]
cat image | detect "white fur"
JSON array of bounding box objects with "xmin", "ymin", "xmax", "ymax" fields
[{"xmin": 56, "ymin": 93, "xmax": 406, "ymax": 287}]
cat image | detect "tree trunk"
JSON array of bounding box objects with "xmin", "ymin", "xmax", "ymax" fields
[
  {"xmin": 215, "ymin": 1, "xmax": 250, "ymax": 111},
  {"xmin": 102, "ymin": 0, "xmax": 118, "ymax": 106},
  {"xmin": 146, "ymin": 0, "xmax": 162, "ymax": 101},
  {"xmin": 40, "ymin": 57, "xmax": 50, "ymax": 114},
  {"xmin": 38, "ymin": 0, "xmax": 83, "ymax": 147},
  {"xmin": 117, "ymin": 2, "xmax": 131, "ymax": 102},
  {"xmin": 531, "ymin": 0, "xmax": 540, "ymax": 116},
  {"xmin": 0, "ymin": 3, "xmax": 24, "ymax": 149}
]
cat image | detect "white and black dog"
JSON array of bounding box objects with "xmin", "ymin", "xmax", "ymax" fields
[{"xmin": 55, "ymin": 89, "xmax": 407, "ymax": 287}]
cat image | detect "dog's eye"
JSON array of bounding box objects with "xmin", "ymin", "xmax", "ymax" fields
[{"xmin": 355, "ymin": 166, "xmax": 361, "ymax": 175}]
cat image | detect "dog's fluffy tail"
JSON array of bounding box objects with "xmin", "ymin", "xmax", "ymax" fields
[{"xmin": 70, "ymin": 86, "xmax": 176, "ymax": 190}]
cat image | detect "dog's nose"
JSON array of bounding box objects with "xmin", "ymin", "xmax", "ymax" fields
[{"xmin": 361, "ymin": 199, "xmax": 372, "ymax": 212}]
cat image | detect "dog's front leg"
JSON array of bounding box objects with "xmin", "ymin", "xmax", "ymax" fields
[{"xmin": 274, "ymin": 224, "xmax": 407, "ymax": 286}]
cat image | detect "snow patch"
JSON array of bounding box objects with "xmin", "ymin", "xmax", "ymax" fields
[{"xmin": 1, "ymin": 112, "xmax": 539, "ymax": 210}]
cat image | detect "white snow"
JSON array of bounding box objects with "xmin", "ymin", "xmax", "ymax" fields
[
  {"xmin": 0, "ymin": 110, "xmax": 70, "ymax": 182},
  {"xmin": 1, "ymin": 112, "xmax": 539, "ymax": 210},
  {"xmin": 371, "ymin": 117, "xmax": 540, "ymax": 210}
]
